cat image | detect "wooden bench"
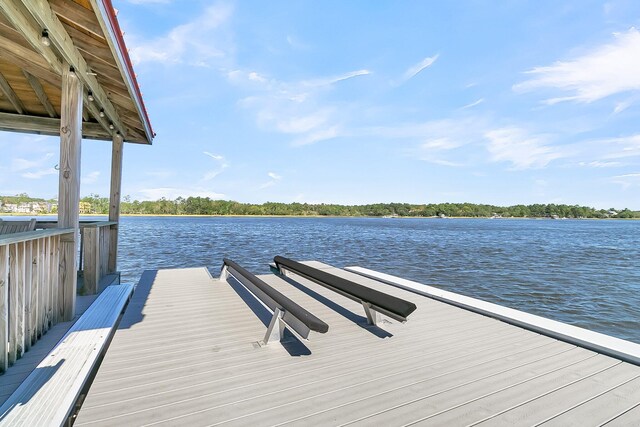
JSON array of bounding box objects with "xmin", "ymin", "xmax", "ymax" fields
[
  {"xmin": 273, "ymin": 256, "xmax": 417, "ymax": 325},
  {"xmin": 0, "ymin": 283, "xmax": 134, "ymax": 425},
  {"xmin": 0, "ymin": 219, "xmax": 36, "ymax": 234},
  {"xmin": 221, "ymin": 258, "xmax": 329, "ymax": 344}
]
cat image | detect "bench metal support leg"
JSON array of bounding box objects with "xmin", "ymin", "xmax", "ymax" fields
[
  {"xmin": 362, "ymin": 302, "xmax": 379, "ymax": 326},
  {"xmin": 263, "ymin": 307, "xmax": 286, "ymax": 345},
  {"xmin": 220, "ymin": 265, "xmax": 229, "ymax": 281}
]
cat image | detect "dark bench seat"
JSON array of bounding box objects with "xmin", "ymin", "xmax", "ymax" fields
[
  {"xmin": 273, "ymin": 256, "xmax": 417, "ymax": 324},
  {"xmin": 221, "ymin": 259, "xmax": 328, "ymax": 344}
]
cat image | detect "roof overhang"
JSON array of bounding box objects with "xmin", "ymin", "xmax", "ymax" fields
[{"xmin": 0, "ymin": 0, "xmax": 154, "ymax": 144}]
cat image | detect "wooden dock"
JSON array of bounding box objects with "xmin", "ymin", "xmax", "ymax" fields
[{"xmin": 72, "ymin": 262, "xmax": 640, "ymax": 426}]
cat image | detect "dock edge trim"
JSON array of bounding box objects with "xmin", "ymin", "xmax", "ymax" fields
[{"xmin": 345, "ymin": 266, "xmax": 640, "ymax": 366}]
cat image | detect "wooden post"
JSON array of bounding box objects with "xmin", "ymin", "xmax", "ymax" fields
[
  {"xmin": 58, "ymin": 67, "xmax": 82, "ymax": 321},
  {"xmin": 83, "ymin": 226, "xmax": 99, "ymax": 294},
  {"xmin": 0, "ymin": 245, "xmax": 8, "ymax": 373},
  {"xmin": 108, "ymin": 133, "xmax": 123, "ymax": 273}
]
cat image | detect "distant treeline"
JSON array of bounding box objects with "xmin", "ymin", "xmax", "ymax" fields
[
  {"xmin": 72, "ymin": 195, "xmax": 639, "ymax": 219},
  {"xmin": 3, "ymin": 194, "xmax": 638, "ymax": 218}
]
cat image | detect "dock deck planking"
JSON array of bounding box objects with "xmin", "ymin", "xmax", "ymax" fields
[{"xmin": 74, "ymin": 263, "xmax": 640, "ymax": 426}]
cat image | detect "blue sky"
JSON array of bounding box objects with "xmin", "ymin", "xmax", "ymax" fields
[{"xmin": 2, "ymin": 0, "xmax": 640, "ymax": 209}]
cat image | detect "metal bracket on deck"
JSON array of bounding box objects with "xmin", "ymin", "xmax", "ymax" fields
[
  {"xmin": 262, "ymin": 307, "xmax": 287, "ymax": 345},
  {"xmin": 362, "ymin": 302, "xmax": 380, "ymax": 326}
]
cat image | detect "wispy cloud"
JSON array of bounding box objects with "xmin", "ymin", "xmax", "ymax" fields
[
  {"xmin": 11, "ymin": 153, "xmax": 54, "ymax": 172},
  {"xmin": 579, "ymin": 160, "xmax": 622, "ymax": 168},
  {"xmin": 202, "ymin": 151, "xmax": 228, "ymax": 181},
  {"xmin": 610, "ymin": 173, "xmax": 640, "ymax": 189},
  {"xmin": 514, "ymin": 28, "xmax": 640, "ymax": 104},
  {"xmin": 259, "ymin": 172, "xmax": 283, "ymax": 189},
  {"xmin": 402, "ymin": 54, "xmax": 439, "ymax": 82},
  {"xmin": 485, "ymin": 127, "xmax": 564, "ymax": 169},
  {"xmin": 460, "ymin": 98, "xmax": 484, "ymax": 110},
  {"xmin": 232, "ymin": 68, "xmax": 370, "ymax": 146},
  {"xmin": 22, "ymin": 168, "xmax": 57, "ymax": 180},
  {"xmin": 129, "ymin": 3, "xmax": 233, "ymax": 66},
  {"xmin": 83, "ymin": 171, "xmax": 101, "ymax": 184}
]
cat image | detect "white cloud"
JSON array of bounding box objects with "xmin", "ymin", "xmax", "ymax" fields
[
  {"xmin": 610, "ymin": 173, "xmax": 640, "ymax": 189},
  {"xmin": 302, "ymin": 70, "xmax": 371, "ymax": 88},
  {"xmin": 579, "ymin": 160, "xmax": 622, "ymax": 168},
  {"xmin": 203, "ymin": 151, "xmax": 224, "ymax": 161},
  {"xmin": 485, "ymin": 127, "xmax": 564, "ymax": 169},
  {"xmin": 259, "ymin": 172, "xmax": 283, "ymax": 189},
  {"xmin": 202, "ymin": 151, "xmax": 228, "ymax": 181},
  {"xmin": 514, "ymin": 28, "xmax": 640, "ymax": 104},
  {"xmin": 83, "ymin": 171, "xmax": 101, "ymax": 184},
  {"xmin": 232, "ymin": 68, "xmax": 369, "ymax": 146},
  {"xmin": 129, "ymin": 3, "xmax": 233, "ymax": 66},
  {"xmin": 125, "ymin": 0, "xmax": 170, "ymax": 4},
  {"xmin": 22, "ymin": 168, "xmax": 57, "ymax": 179},
  {"xmin": 137, "ymin": 187, "xmax": 225, "ymax": 200},
  {"xmin": 11, "ymin": 153, "xmax": 54, "ymax": 171},
  {"xmin": 402, "ymin": 55, "xmax": 439, "ymax": 82},
  {"xmin": 598, "ymin": 134, "xmax": 640, "ymax": 159},
  {"xmin": 460, "ymin": 98, "xmax": 485, "ymax": 110}
]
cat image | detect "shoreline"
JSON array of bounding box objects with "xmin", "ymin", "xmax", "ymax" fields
[{"xmin": 2, "ymin": 213, "xmax": 638, "ymax": 220}]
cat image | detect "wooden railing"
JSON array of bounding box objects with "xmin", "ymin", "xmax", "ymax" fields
[
  {"xmin": 80, "ymin": 221, "xmax": 116, "ymax": 294},
  {"xmin": 0, "ymin": 228, "xmax": 74, "ymax": 373},
  {"xmin": 35, "ymin": 220, "xmax": 118, "ymax": 295}
]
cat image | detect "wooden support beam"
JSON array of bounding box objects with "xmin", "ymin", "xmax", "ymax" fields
[
  {"xmin": 58, "ymin": 67, "xmax": 82, "ymax": 321},
  {"xmin": 0, "ymin": 112, "xmax": 111, "ymax": 140},
  {"xmin": 0, "ymin": 34, "xmax": 61, "ymax": 88},
  {"xmin": 0, "ymin": 245, "xmax": 8, "ymax": 373},
  {"xmin": 22, "ymin": 70, "xmax": 57, "ymax": 117},
  {"xmin": 15, "ymin": 0, "xmax": 127, "ymax": 137},
  {"xmin": 0, "ymin": 70, "xmax": 25, "ymax": 114},
  {"xmin": 108, "ymin": 133, "xmax": 123, "ymax": 273},
  {"xmin": 0, "ymin": 1, "xmax": 63, "ymax": 74}
]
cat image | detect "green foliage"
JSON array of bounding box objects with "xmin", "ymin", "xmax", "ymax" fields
[{"xmin": 3, "ymin": 194, "xmax": 640, "ymax": 218}]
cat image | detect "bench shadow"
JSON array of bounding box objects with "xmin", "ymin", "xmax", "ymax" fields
[
  {"xmin": 116, "ymin": 269, "xmax": 155, "ymax": 329},
  {"xmin": 225, "ymin": 276, "xmax": 312, "ymax": 357},
  {"xmin": 277, "ymin": 274, "xmax": 393, "ymax": 339}
]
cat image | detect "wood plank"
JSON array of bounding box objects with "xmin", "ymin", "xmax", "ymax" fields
[
  {"xmin": 0, "ymin": 284, "xmax": 134, "ymax": 425},
  {"xmin": 108, "ymin": 133, "xmax": 123, "ymax": 273},
  {"xmin": 0, "ymin": 245, "xmax": 8, "ymax": 373},
  {"xmin": 24, "ymin": 240, "xmax": 32, "ymax": 349},
  {"xmin": 8, "ymin": 244, "xmax": 18, "ymax": 364},
  {"xmin": 533, "ymin": 375, "xmax": 640, "ymax": 426},
  {"xmin": 23, "ymin": 70, "xmax": 57, "ymax": 117},
  {"xmin": 0, "ymin": 70, "xmax": 25, "ymax": 113},
  {"xmin": 0, "ymin": 0, "xmax": 64, "ymax": 75},
  {"xmin": 0, "ymin": 111, "xmax": 111, "ymax": 140},
  {"xmin": 82, "ymin": 226, "xmax": 99, "ymax": 294},
  {"xmin": 58, "ymin": 67, "xmax": 82, "ymax": 321},
  {"xmin": 19, "ymin": 0, "xmax": 127, "ymax": 137},
  {"xmin": 51, "ymin": 0, "xmax": 105, "ymax": 41}
]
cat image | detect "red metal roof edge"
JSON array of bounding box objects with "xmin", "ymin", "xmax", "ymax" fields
[{"xmin": 100, "ymin": 0, "xmax": 155, "ymax": 142}]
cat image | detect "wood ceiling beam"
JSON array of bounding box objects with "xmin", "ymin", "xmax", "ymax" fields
[
  {"xmin": 0, "ymin": 111, "xmax": 111, "ymax": 140},
  {"xmin": 0, "ymin": 34, "xmax": 60, "ymax": 88},
  {"xmin": 49, "ymin": 0, "xmax": 105, "ymax": 42},
  {"xmin": 0, "ymin": 70, "xmax": 25, "ymax": 113},
  {"xmin": 23, "ymin": 70, "xmax": 57, "ymax": 117},
  {"xmin": 1, "ymin": 0, "xmax": 126, "ymax": 137},
  {"xmin": 0, "ymin": 1, "xmax": 63, "ymax": 74}
]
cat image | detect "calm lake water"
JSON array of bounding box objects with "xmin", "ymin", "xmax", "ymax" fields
[
  {"xmin": 4, "ymin": 215, "xmax": 638, "ymax": 343},
  {"xmin": 115, "ymin": 216, "xmax": 640, "ymax": 344}
]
